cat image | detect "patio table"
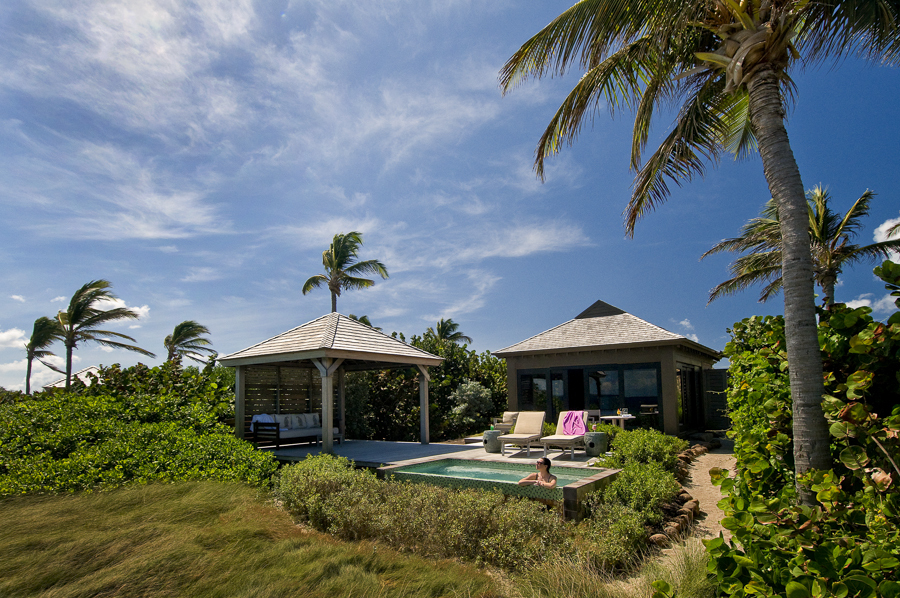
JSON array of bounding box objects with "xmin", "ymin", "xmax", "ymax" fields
[{"xmin": 599, "ymin": 414, "xmax": 636, "ymax": 430}]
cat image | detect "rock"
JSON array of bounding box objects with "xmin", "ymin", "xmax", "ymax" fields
[
  {"xmin": 677, "ymin": 507, "xmax": 694, "ymax": 523},
  {"xmin": 665, "ymin": 522, "xmax": 682, "ymax": 535},
  {"xmin": 675, "ymin": 513, "xmax": 692, "ymax": 529},
  {"xmin": 649, "ymin": 533, "xmax": 671, "ymax": 547},
  {"xmin": 684, "ymin": 500, "xmax": 700, "ymax": 515}
]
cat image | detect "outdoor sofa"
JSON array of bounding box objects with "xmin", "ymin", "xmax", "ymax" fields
[
  {"xmin": 251, "ymin": 413, "xmax": 341, "ymax": 449},
  {"xmin": 491, "ymin": 411, "xmax": 518, "ymax": 433}
]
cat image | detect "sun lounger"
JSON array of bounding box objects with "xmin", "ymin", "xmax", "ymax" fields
[
  {"xmin": 499, "ymin": 411, "xmax": 545, "ymax": 456},
  {"xmin": 491, "ymin": 411, "xmax": 518, "ymax": 433},
  {"xmin": 540, "ymin": 410, "xmax": 588, "ymax": 459}
]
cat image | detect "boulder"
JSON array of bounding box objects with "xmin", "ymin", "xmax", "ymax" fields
[
  {"xmin": 649, "ymin": 533, "xmax": 671, "ymax": 547},
  {"xmin": 684, "ymin": 500, "xmax": 700, "ymax": 515}
]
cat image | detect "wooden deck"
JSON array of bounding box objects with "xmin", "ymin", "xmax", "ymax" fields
[{"xmin": 270, "ymin": 439, "xmax": 601, "ymax": 469}]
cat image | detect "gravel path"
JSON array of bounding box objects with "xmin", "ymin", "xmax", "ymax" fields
[{"xmin": 681, "ymin": 438, "xmax": 736, "ymax": 542}]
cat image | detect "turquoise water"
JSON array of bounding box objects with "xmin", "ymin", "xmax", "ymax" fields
[{"xmin": 394, "ymin": 459, "xmax": 592, "ymax": 486}]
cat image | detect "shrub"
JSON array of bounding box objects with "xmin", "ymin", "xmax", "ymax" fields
[
  {"xmin": 449, "ymin": 380, "xmax": 494, "ymax": 435},
  {"xmin": 274, "ymin": 454, "xmax": 570, "ymax": 570},
  {"xmin": 599, "ymin": 462, "xmax": 681, "ymax": 526},
  {"xmin": 0, "ymin": 362, "xmax": 277, "ymax": 496},
  {"xmin": 607, "ymin": 428, "xmax": 688, "ymax": 471},
  {"xmin": 575, "ymin": 501, "xmax": 648, "ymax": 572},
  {"xmin": 587, "ymin": 421, "xmax": 622, "ymax": 443}
]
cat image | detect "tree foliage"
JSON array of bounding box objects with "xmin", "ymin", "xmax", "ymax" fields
[
  {"xmin": 302, "ymin": 231, "xmax": 388, "ymax": 312},
  {"xmin": 164, "ymin": 320, "xmax": 215, "ymax": 363},
  {"xmin": 706, "ymin": 260, "xmax": 900, "ymax": 596}
]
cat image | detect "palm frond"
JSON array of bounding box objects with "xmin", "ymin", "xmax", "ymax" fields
[
  {"xmin": 798, "ymin": 0, "xmax": 900, "ymax": 67},
  {"xmin": 343, "ymin": 259, "xmax": 389, "ymax": 279},
  {"xmin": 302, "ymin": 274, "xmax": 327, "ymax": 294}
]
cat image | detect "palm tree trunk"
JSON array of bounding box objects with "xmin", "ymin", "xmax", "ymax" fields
[
  {"xmin": 331, "ymin": 292, "xmax": 337, "ymax": 313},
  {"xmin": 25, "ymin": 357, "xmax": 33, "ymax": 395},
  {"xmin": 748, "ymin": 69, "xmax": 830, "ymax": 505},
  {"xmin": 821, "ymin": 275, "xmax": 836, "ymax": 307},
  {"xmin": 65, "ymin": 344, "xmax": 73, "ymax": 391}
]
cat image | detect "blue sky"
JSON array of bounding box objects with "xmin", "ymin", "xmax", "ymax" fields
[{"xmin": 2, "ymin": 0, "xmax": 898, "ymax": 391}]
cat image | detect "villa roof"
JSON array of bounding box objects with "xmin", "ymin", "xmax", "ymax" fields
[
  {"xmin": 43, "ymin": 365, "xmax": 100, "ymax": 389},
  {"xmin": 493, "ymin": 300, "xmax": 720, "ymax": 358},
  {"xmin": 217, "ymin": 312, "xmax": 443, "ymax": 369}
]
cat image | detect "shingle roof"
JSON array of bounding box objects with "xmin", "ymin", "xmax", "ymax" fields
[
  {"xmin": 218, "ymin": 312, "xmax": 442, "ymax": 367},
  {"xmin": 44, "ymin": 365, "xmax": 100, "ymax": 389},
  {"xmin": 494, "ymin": 300, "xmax": 718, "ymax": 357}
]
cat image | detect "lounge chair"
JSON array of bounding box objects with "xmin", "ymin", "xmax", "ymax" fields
[
  {"xmin": 499, "ymin": 411, "xmax": 545, "ymax": 456},
  {"xmin": 540, "ymin": 410, "xmax": 588, "ymax": 459},
  {"xmin": 491, "ymin": 411, "xmax": 518, "ymax": 433}
]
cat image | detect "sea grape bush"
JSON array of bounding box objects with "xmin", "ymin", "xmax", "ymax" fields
[
  {"xmin": 706, "ymin": 261, "xmax": 900, "ymax": 597},
  {"xmin": 0, "ymin": 361, "xmax": 277, "ymax": 495},
  {"xmin": 606, "ymin": 428, "xmax": 689, "ymax": 472}
]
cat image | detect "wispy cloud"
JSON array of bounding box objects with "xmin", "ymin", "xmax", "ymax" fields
[
  {"xmin": 51, "ymin": 296, "xmax": 66, "ymax": 303},
  {"xmin": 846, "ymin": 293, "xmax": 897, "ymax": 315},
  {"xmin": 874, "ymin": 213, "xmax": 900, "ymax": 260},
  {"xmin": 96, "ymin": 297, "xmax": 151, "ymax": 320},
  {"xmin": 10, "ymin": 295, "xmax": 25, "ymax": 302},
  {"xmin": 0, "ymin": 328, "xmax": 27, "ymax": 349},
  {"xmin": 182, "ymin": 267, "xmax": 224, "ymax": 283}
]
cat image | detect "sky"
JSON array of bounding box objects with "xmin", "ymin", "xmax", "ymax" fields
[{"xmin": 1, "ymin": 0, "xmax": 899, "ymax": 391}]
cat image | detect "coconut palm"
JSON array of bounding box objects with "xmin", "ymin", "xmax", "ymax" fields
[
  {"xmin": 302, "ymin": 232, "xmax": 389, "ymax": 313},
  {"xmin": 348, "ymin": 314, "xmax": 382, "ymax": 331},
  {"xmin": 704, "ymin": 187, "xmax": 900, "ymax": 305},
  {"xmin": 501, "ymin": 0, "xmax": 899, "ymax": 503},
  {"xmin": 426, "ymin": 318, "xmax": 473, "ymax": 345},
  {"xmin": 57, "ymin": 280, "xmax": 155, "ymax": 390},
  {"xmin": 164, "ymin": 320, "xmax": 215, "ymax": 363},
  {"xmin": 24, "ymin": 316, "xmax": 63, "ymax": 395}
]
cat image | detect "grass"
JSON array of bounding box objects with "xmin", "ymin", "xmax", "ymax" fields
[{"xmin": 0, "ymin": 482, "xmax": 500, "ymax": 598}]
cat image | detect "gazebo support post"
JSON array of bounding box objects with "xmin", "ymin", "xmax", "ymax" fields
[
  {"xmin": 416, "ymin": 365, "xmax": 430, "ymax": 444},
  {"xmin": 234, "ymin": 365, "xmax": 246, "ymax": 439},
  {"xmin": 338, "ymin": 368, "xmax": 346, "ymax": 438},
  {"xmin": 312, "ymin": 358, "xmax": 344, "ymax": 453}
]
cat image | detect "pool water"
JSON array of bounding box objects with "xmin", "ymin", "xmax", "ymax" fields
[{"xmin": 401, "ymin": 460, "xmax": 589, "ymax": 486}]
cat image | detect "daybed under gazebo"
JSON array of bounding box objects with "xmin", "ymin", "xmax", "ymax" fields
[{"xmin": 218, "ymin": 313, "xmax": 443, "ymax": 453}]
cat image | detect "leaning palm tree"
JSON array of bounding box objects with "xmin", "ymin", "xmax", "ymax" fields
[
  {"xmin": 164, "ymin": 320, "xmax": 215, "ymax": 363},
  {"xmin": 426, "ymin": 318, "xmax": 473, "ymax": 345},
  {"xmin": 704, "ymin": 187, "xmax": 900, "ymax": 305},
  {"xmin": 501, "ymin": 0, "xmax": 899, "ymax": 503},
  {"xmin": 57, "ymin": 280, "xmax": 156, "ymax": 390},
  {"xmin": 24, "ymin": 316, "xmax": 63, "ymax": 395},
  {"xmin": 302, "ymin": 232, "xmax": 389, "ymax": 313}
]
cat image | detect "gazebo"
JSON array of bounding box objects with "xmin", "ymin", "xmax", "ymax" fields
[{"xmin": 218, "ymin": 312, "xmax": 443, "ymax": 452}]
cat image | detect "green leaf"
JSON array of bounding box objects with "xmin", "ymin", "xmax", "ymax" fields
[
  {"xmin": 786, "ymin": 581, "xmax": 811, "ymax": 598},
  {"xmin": 839, "ymin": 446, "xmax": 870, "ymax": 470},
  {"xmin": 878, "ymin": 581, "xmax": 900, "ymax": 598}
]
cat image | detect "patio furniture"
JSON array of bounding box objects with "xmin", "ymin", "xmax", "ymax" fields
[
  {"xmin": 540, "ymin": 410, "xmax": 589, "ymax": 459},
  {"xmin": 491, "ymin": 411, "xmax": 519, "ymax": 433},
  {"xmin": 586, "ymin": 409, "xmax": 601, "ymax": 423},
  {"xmin": 251, "ymin": 413, "xmax": 341, "ymax": 449},
  {"xmin": 499, "ymin": 411, "xmax": 545, "ymax": 456},
  {"xmin": 583, "ymin": 431, "xmax": 608, "ymax": 457},
  {"xmin": 483, "ymin": 429, "xmax": 503, "ymax": 453},
  {"xmin": 599, "ymin": 414, "xmax": 636, "ymax": 430}
]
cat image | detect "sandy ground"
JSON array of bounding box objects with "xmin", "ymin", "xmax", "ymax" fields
[{"xmin": 681, "ymin": 438, "xmax": 736, "ymax": 542}]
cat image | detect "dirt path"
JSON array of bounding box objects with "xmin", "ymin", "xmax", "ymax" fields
[{"xmin": 681, "ymin": 438, "xmax": 735, "ymax": 541}]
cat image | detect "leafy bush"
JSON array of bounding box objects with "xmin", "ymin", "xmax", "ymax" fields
[
  {"xmin": 575, "ymin": 501, "xmax": 648, "ymax": 571},
  {"xmin": 607, "ymin": 428, "xmax": 688, "ymax": 471},
  {"xmin": 0, "ymin": 362, "xmax": 277, "ymax": 496},
  {"xmin": 705, "ymin": 261, "xmax": 900, "ymax": 597},
  {"xmin": 599, "ymin": 462, "xmax": 681, "ymax": 526},
  {"xmin": 588, "ymin": 421, "xmax": 622, "ymax": 443},
  {"xmin": 449, "ymin": 380, "xmax": 494, "ymax": 435},
  {"xmin": 275, "ymin": 454, "xmax": 569, "ymax": 570}
]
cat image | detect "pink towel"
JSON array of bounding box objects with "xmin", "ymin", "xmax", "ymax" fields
[{"xmin": 561, "ymin": 411, "xmax": 586, "ymax": 435}]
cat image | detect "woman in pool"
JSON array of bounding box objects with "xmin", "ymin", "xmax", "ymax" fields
[{"xmin": 518, "ymin": 457, "xmax": 557, "ymax": 489}]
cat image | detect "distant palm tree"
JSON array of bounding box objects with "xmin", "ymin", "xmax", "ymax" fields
[
  {"xmin": 348, "ymin": 314, "xmax": 381, "ymax": 331},
  {"xmin": 164, "ymin": 320, "xmax": 215, "ymax": 363},
  {"xmin": 703, "ymin": 187, "xmax": 900, "ymax": 306},
  {"xmin": 56, "ymin": 280, "xmax": 156, "ymax": 390},
  {"xmin": 24, "ymin": 316, "xmax": 63, "ymax": 395},
  {"xmin": 426, "ymin": 318, "xmax": 473, "ymax": 345},
  {"xmin": 302, "ymin": 232, "xmax": 389, "ymax": 313}
]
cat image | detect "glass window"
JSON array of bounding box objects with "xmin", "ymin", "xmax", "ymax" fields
[
  {"xmin": 624, "ymin": 368, "xmax": 659, "ymax": 398},
  {"xmin": 518, "ymin": 373, "xmax": 547, "ymax": 411}
]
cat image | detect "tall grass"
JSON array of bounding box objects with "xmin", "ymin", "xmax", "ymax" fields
[
  {"xmin": 0, "ymin": 482, "xmax": 500, "ymax": 598},
  {"xmin": 512, "ymin": 539, "xmax": 714, "ymax": 598}
]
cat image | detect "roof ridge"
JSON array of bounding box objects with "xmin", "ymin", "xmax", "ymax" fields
[
  {"xmin": 619, "ymin": 312, "xmax": 684, "ymax": 339},
  {"xmin": 320, "ymin": 312, "xmax": 340, "ymax": 348}
]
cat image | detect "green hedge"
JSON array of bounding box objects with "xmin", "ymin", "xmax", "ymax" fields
[
  {"xmin": 606, "ymin": 428, "xmax": 688, "ymax": 472},
  {"xmin": 0, "ymin": 362, "xmax": 277, "ymax": 495},
  {"xmin": 275, "ymin": 454, "xmax": 568, "ymax": 570},
  {"xmin": 600, "ymin": 462, "xmax": 682, "ymax": 526}
]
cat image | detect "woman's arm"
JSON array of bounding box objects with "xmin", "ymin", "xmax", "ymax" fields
[
  {"xmin": 518, "ymin": 473, "xmax": 538, "ymax": 486},
  {"xmin": 541, "ymin": 475, "xmax": 557, "ymax": 489}
]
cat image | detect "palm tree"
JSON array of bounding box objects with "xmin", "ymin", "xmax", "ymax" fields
[
  {"xmin": 164, "ymin": 320, "xmax": 215, "ymax": 363},
  {"xmin": 501, "ymin": 0, "xmax": 899, "ymax": 503},
  {"xmin": 57, "ymin": 280, "xmax": 156, "ymax": 390},
  {"xmin": 302, "ymin": 232, "xmax": 389, "ymax": 313},
  {"xmin": 348, "ymin": 314, "xmax": 382, "ymax": 331},
  {"xmin": 426, "ymin": 318, "xmax": 473, "ymax": 345},
  {"xmin": 704, "ymin": 187, "xmax": 900, "ymax": 305},
  {"xmin": 24, "ymin": 317, "xmax": 63, "ymax": 395}
]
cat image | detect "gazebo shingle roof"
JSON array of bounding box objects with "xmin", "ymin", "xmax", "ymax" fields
[
  {"xmin": 494, "ymin": 300, "xmax": 718, "ymax": 357},
  {"xmin": 218, "ymin": 312, "xmax": 442, "ymax": 367}
]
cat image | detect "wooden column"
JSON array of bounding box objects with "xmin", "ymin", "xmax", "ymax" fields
[
  {"xmin": 416, "ymin": 364, "xmax": 430, "ymax": 444},
  {"xmin": 312, "ymin": 357, "xmax": 344, "ymax": 454},
  {"xmin": 338, "ymin": 367, "xmax": 346, "ymax": 437},
  {"xmin": 234, "ymin": 365, "xmax": 245, "ymax": 439}
]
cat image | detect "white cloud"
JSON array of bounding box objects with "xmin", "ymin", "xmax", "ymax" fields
[
  {"xmin": 51, "ymin": 296, "xmax": 66, "ymax": 302},
  {"xmin": 874, "ymin": 213, "xmax": 900, "ymax": 260},
  {"xmin": 10, "ymin": 295, "xmax": 25, "ymax": 302},
  {"xmin": 0, "ymin": 328, "xmax": 28, "ymax": 349},
  {"xmin": 129, "ymin": 325, "xmax": 142, "ymax": 329},
  {"xmin": 676, "ymin": 318, "xmax": 694, "ymax": 330},
  {"xmin": 685, "ymin": 333, "xmax": 700, "ymax": 342},
  {"xmin": 0, "ymin": 359, "xmax": 27, "ymax": 373},
  {"xmin": 845, "ymin": 292, "xmax": 897, "ymax": 315},
  {"xmin": 181, "ymin": 267, "xmax": 224, "ymax": 283},
  {"xmin": 95, "ymin": 297, "xmax": 151, "ymax": 319},
  {"xmin": 158, "ymin": 246, "xmax": 179, "ymax": 253}
]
